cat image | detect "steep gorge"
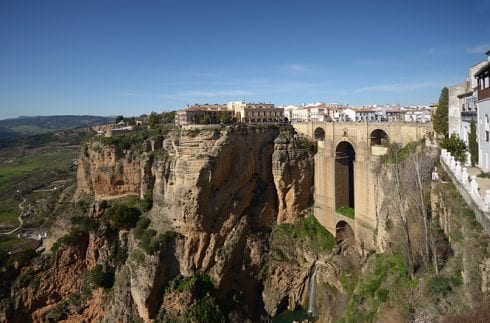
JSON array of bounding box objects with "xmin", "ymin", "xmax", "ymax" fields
[
  {"xmin": 4, "ymin": 125, "xmax": 325, "ymax": 321},
  {"xmin": 4, "ymin": 126, "xmax": 488, "ymax": 322}
]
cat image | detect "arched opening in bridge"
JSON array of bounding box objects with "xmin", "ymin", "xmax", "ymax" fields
[
  {"xmin": 370, "ymin": 129, "xmax": 388, "ymax": 146},
  {"xmin": 335, "ymin": 141, "xmax": 355, "ymax": 214},
  {"xmin": 314, "ymin": 127, "xmax": 325, "ymax": 141},
  {"xmin": 336, "ymin": 221, "xmax": 354, "ymax": 244}
]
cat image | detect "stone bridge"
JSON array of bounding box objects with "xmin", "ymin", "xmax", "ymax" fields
[{"xmin": 293, "ymin": 121, "xmax": 432, "ymax": 249}]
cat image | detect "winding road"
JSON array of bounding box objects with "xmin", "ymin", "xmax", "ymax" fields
[{"xmin": 0, "ymin": 197, "xmax": 25, "ymax": 235}]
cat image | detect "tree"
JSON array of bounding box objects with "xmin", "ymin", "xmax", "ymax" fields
[
  {"xmin": 440, "ymin": 134, "xmax": 467, "ymax": 163},
  {"xmin": 469, "ymin": 118, "xmax": 478, "ymax": 166},
  {"xmin": 127, "ymin": 117, "xmax": 136, "ymax": 126},
  {"xmin": 109, "ymin": 205, "xmax": 141, "ymax": 229},
  {"xmin": 115, "ymin": 115, "xmax": 124, "ymax": 124},
  {"xmin": 200, "ymin": 114, "xmax": 211, "ymax": 124},
  {"xmin": 161, "ymin": 111, "xmax": 176, "ymax": 124},
  {"xmin": 433, "ymin": 87, "xmax": 449, "ymax": 137},
  {"xmin": 379, "ymin": 142, "xmax": 437, "ymax": 277},
  {"xmin": 149, "ymin": 112, "xmax": 161, "ymax": 129},
  {"xmin": 218, "ymin": 111, "xmax": 231, "ymax": 124}
]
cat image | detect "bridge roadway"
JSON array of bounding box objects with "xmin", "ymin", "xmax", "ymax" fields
[{"xmin": 292, "ymin": 121, "xmax": 432, "ymax": 249}]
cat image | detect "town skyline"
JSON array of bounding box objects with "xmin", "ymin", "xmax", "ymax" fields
[{"xmin": 1, "ymin": 0, "xmax": 489, "ymax": 119}]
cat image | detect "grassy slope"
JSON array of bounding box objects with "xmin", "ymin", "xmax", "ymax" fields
[
  {"xmin": 0, "ymin": 150, "xmax": 74, "ymax": 186},
  {"xmin": 338, "ymin": 165, "xmax": 490, "ymax": 322},
  {"xmin": 11, "ymin": 125, "xmax": 51, "ymax": 135}
]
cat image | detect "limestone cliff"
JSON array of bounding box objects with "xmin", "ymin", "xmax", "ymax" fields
[{"xmin": 46, "ymin": 125, "xmax": 315, "ymax": 321}]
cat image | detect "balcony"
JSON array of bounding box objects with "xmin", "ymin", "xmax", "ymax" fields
[{"xmin": 478, "ymin": 87, "xmax": 490, "ymax": 101}]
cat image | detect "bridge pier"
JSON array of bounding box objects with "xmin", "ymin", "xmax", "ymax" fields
[{"xmin": 294, "ymin": 121, "xmax": 431, "ymax": 250}]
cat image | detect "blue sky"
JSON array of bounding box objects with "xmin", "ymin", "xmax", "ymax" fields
[{"xmin": 1, "ymin": 0, "xmax": 489, "ymax": 119}]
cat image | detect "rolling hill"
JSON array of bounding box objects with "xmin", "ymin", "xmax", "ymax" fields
[{"xmin": 0, "ymin": 115, "xmax": 114, "ymax": 138}]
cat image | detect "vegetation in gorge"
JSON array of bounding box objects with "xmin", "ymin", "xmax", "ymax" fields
[
  {"xmin": 271, "ymin": 215, "xmax": 336, "ymax": 255},
  {"xmin": 341, "ymin": 254, "xmax": 413, "ymax": 322},
  {"xmin": 156, "ymin": 275, "xmax": 226, "ymax": 323},
  {"xmin": 343, "ymin": 144, "xmax": 489, "ymax": 322}
]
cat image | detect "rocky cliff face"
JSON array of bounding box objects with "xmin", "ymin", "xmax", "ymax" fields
[
  {"xmin": 25, "ymin": 125, "xmax": 316, "ymax": 321},
  {"xmin": 8, "ymin": 231, "xmax": 108, "ymax": 322},
  {"xmin": 77, "ymin": 137, "xmax": 157, "ymax": 200}
]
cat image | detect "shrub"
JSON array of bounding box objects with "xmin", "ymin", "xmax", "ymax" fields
[
  {"xmin": 478, "ymin": 171, "xmax": 490, "ymax": 178},
  {"xmin": 161, "ymin": 275, "xmax": 225, "ymax": 322},
  {"xmin": 142, "ymin": 191, "xmax": 153, "ymax": 211},
  {"xmin": 187, "ymin": 296, "xmax": 226, "ymax": 323},
  {"xmin": 114, "ymin": 244, "xmax": 128, "ymax": 267},
  {"xmin": 71, "ymin": 216, "xmax": 99, "ymax": 232},
  {"xmin": 168, "ymin": 274, "xmax": 214, "ymax": 297},
  {"xmin": 99, "ymin": 200, "xmax": 109, "ymax": 209},
  {"xmin": 60, "ymin": 227, "xmax": 84, "ymax": 244},
  {"xmin": 108, "ymin": 205, "xmax": 141, "ymax": 229},
  {"xmin": 139, "ymin": 230, "xmax": 179, "ymax": 255},
  {"xmin": 440, "ymin": 134, "xmax": 467, "ymax": 163},
  {"xmin": 7, "ymin": 249, "xmax": 36, "ymax": 268},
  {"xmin": 134, "ymin": 217, "xmax": 151, "ymax": 240},
  {"xmin": 298, "ymin": 136, "xmax": 317, "ymax": 154},
  {"xmin": 427, "ymin": 275, "xmax": 452, "ymax": 297},
  {"xmin": 90, "ymin": 264, "xmax": 115, "ymax": 289},
  {"xmin": 138, "ymin": 228, "xmax": 157, "ymax": 253}
]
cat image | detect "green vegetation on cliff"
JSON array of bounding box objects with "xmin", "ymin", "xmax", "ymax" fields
[
  {"xmin": 88, "ymin": 128, "xmax": 168, "ymax": 152},
  {"xmin": 338, "ymin": 163, "xmax": 489, "ymax": 322},
  {"xmin": 157, "ymin": 275, "xmax": 226, "ymax": 323},
  {"xmin": 336, "ymin": 207, "xmax": 355, "ymax": 219},
  {"xmin": 341, "ymin": 254, "xmax": 413, "ymax": 322},
  {"xmin": 272, "ymin": 215, "xmax": 335, "ymax": 255}
]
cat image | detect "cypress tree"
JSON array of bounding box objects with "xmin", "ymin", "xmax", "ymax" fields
[
  {"xmin": 469, "ymin": 118, "xmax": 478, "ymax": 166},
  {"xmin": 434, "ymin": 87, "xmax": 449, "ymax": 137}
]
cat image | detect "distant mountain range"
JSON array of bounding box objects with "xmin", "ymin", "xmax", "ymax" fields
[{"xmin": 0, "ymin": 115, "xmax": 114, "ymax": 138}]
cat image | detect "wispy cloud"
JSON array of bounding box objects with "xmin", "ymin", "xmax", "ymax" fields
[
  {"xmin": 465, "ymin": 43, "xmax": 490, "ymax": 54},
  {"xmin": 354, "ymin": 82, "xmax": 440, "ymax": 93},
  {"xmin": 282, "ymin": 63, "xmax": 312, "ymax": 74}
]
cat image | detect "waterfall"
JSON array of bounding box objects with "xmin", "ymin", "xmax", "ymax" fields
[{"xmin": 307, "ymin": 263, "xmax": 318, "ymax": 317}]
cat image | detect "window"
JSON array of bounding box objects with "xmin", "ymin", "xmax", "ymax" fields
[
  {"xmin": 486, "ymin": 131, "xmax": 489, "ymax": 142},
  {"xmin": 486, "ymin": 114, "xmax": 489, "ymax": 124}
]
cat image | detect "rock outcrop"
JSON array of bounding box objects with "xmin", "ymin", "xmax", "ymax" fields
[
  {"xmin": 77, "ymin": 141, "xmax": 155, "ymax": 200},
  {"xmin": 9, "ymin": 231, "xmax": 107, "ymax": 322}
]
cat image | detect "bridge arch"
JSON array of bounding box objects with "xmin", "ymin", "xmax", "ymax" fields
[
  {"xmin": 314, "ymin": 127, "xmax": 326, "ymax": 141},
  {"xmin": 335, "ymin": 221, "xmax": 354, "ymax": 243},
  {"xmin": 370, "ymin": 129, "xmax": 388, "ymax": 146},
  {"xmin": 335, "ymin": 141, "xmax": 355, "ymax": 212}
]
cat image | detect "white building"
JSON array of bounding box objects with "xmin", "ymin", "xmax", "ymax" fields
[
  {"xmin": 477, "ymin": 50, "xmax": 490, "ymax": 171},
  {"xmin": 403, "ymin": 109, "xmax": 432, "ymax": 123},
  {"xmin": 448, "ymin": 60, "xmax": 487, "ymax": 146}
]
